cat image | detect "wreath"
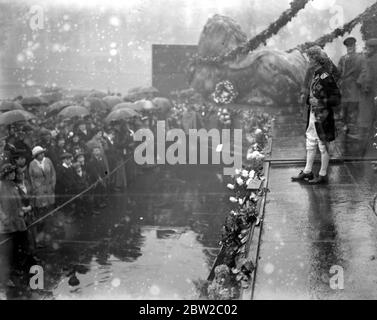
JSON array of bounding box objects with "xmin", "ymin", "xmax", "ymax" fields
[{"xmin": 212, "ymin": 80, "xmax": 238, "ymax": 105}]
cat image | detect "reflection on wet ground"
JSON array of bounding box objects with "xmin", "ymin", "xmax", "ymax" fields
[
  {"xmin": 254, "ymin": 114, "xmax": 377, "ymax": 300},
  {"xmin": 254, "ymin": 163, "xmax": 377, "ymax": 299},
  {"xmin": 7, "ymin": 164, "xmax": 231, "ymax": 300}
]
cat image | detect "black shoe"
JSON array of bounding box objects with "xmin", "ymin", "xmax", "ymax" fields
[
  {"xmin": 308, "ymin": 175, "xmax": 328, "ymax": 185},
  {"xmin": 291, "ymin": 170, "xmax": 313, "ymax": 182}
]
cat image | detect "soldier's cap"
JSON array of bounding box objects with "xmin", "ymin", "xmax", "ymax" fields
[
  {"xmin": 343, "ymin": 37, "xmax": 356, "ymax": 46},
  {"xmin": 60, "ymin": 152, "xmax": 73, "ymax": 160},
  {"xmin": 366, "ymin": 38, "xmax": 377, "ymax": 47}
]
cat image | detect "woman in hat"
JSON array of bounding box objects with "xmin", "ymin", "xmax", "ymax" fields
[
  {"xmin": 28, "ymin": 146, "xmax": 56, "ymax": 245},
  {"xmin": 15, "ymin": 166, "xmax": 37, "ymax": 254},
  {"xmin": 0, "ymin": 164, "xmax": 30, "ymax": 287},
  {"xmin": 87, "ymin": 127, "xmax": 110, "ymax": 174},
  {"xmin": 49, "ymin": 133, "xmax": 67, "ymax": 168}
]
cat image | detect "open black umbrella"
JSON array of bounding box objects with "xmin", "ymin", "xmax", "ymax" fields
[
  {"xmin": 87, "ymin": 90, "xmax": 107, "ymax": 99},
  {"xmin": 84, "ymin": 97, "xmax": 110, "ymax": 112},
  {"xmin": 128, "ymin": 86, "xmax": 159, "ymax": 95},
  {"xmin": 46, "ymin": 100, "xmax": 75, "ymax": 117},
  {"xmin": 0, "ymin": 101, "xmax": 24, "ymax": 112},
  {"xmin": 0, "ymin": 110, "xmax": 36, "ymax": 126},
  {"xmin": 105, "ymin": 108, "xmax": 140, "ymax": 123},
  {"xmin": 112, "ymin": 102, "xmax": 138, "ymax": 112},
  {"xmin": 140, "ymin": 86, "xmax": 159, "ymax": 95},
  {"xmin": 20, "ymin": 96, "xmax": 46, "ymax": 106},
  {"xmin": 58, "ymin": 105, "xmax": 90, "ymax": 119},
  {"xmin": 125, "ymin": 86, "xmax": 160, "ymax": 102},
  {"xmin": 152, "ymin": 97, "xmax": 173, "ymax": 112},
  {"xmin": 103, "ymin": 95, "xmax": 122, "ymax": 109},
  {"xmin": 134, "ymin": 99, "xmax": 155, "ymax": 111},
  {"xmin": 40, "ymin": 92, "xmax": 63, "ymax": 105}
]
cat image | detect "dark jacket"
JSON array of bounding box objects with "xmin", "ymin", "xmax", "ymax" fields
[
  {"xmin": 305, "ymin": 66, "xmax": 341, "ymax": 142},
  {"xmin": 87, "ymin": 156, "xmax": 108, "ymax": 184},
  {"xmin": 338, "ymin": 52, "xmax": 364, "ymax": 103},
  {"xmin": 56, "ymin": 165, "xmax": 76, "ymax": 199}
]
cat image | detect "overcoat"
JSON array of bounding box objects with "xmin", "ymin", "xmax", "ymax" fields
[{"xmin": 29, "ymin": 157, "xmax": 56, "ymax": 208}]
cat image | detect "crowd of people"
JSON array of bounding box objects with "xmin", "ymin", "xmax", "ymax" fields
[
  {"xmin": 0, "ymin": 103, "xmax": 143, "ymax": 288},
  {"xmin": 0, "ymin": 88, "xmax": 233, "ymax": 289}
]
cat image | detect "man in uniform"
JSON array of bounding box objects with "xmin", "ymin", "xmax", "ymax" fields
[
  {"xmin": 337, "ymin": 37, "xmax": 364, "ymax": 135},
  {"xmin": 357, "ymin": 38, "xmax": 377, "ymax": 154},
  {"xmin": 292, "ymin": 46, "xmax": 341, "ymax": 184}
]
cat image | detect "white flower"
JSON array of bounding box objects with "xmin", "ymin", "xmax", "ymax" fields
[
  {"xmin": 247, "ymin": 150, "xmax": 265, "ymax": 161},
  {"xmin": 227, "ymin": 183, "xmax": 235, "ymax": 190},
  {"xmin": 236, "ymin": 177, "xmax": 244, "ymax": 186},
  {"xmin": 255, "ymin": 128, "xmax": 262, "ymax": 135},
  {"xmin": 241, "ymin": 170, "xmax": 249, "ymax": 178},
  {"xmin": 235, "ymin": 169, "xmax": 241, "ymax": 175},
  {"xmin": 246, "ymin": 178, "xmax": 252, "ymax": 185},
  {"xmin": 229, "ymin": 197, "xmax": 238, "ymax": 203},
  {"xmin": 249, "ymin": 170, "xmax": 255, "ymax": 178},
  {"xmin": 238, "ymin": 198, "xmax": 243, "ymax": 205},
  {"xmin": 246, "ymin": 151, "xmax": 254, "ymax": 161},
  {"xmin": 249, "ymin": 192, "xmax": 257, "ymax": 200}
]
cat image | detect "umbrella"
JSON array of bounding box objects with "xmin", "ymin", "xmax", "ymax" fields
[
  {"xmin": 87, "ymin": 90, "xmax": 107, "ymax": 99},
  {"xmin": 58, "ymin": 105, "xmax": 90, "ymax": 119},
  {"xmin": 128, "ymin": 86, "xmax": 159, "ymax": 95},
  {"xmin": 140, "ymin": 86, "xmax": 159, "ymax": 95},
  {"xmin": 152, "ymin": 97, "xmax": 173, "ymax": 112},
  {"xmin": 103, "ymin": 96, "xmax": 123, "ymax": 109},
  {"xmin": 46, "ymin": 100, "xmax": 75, "ymax": 117},
  {"xmin": 105, "ymin": 108, "xmax": 140, "ymax": 123},
  {"xmin": 0, "ymin": 110, "xmax": 36, "ymax": 126},
  {"xmin": 84, "ymin": 97, "xmax": 110, "ymax": 112},
  {"xmin": 134, "ymin": 99, "xmax": 155, "ymax": 111},
  {"xmin": 40, "ymin": 92, "xmax": 63, "ymax": 105},
  {"xmin": 112, "ymin": 102, "xmax": 137, "ymax": 112},
  {"xmin": 20, "ymin": 96, "xmax": 46, "ymax": 106},
  {"xmin": 0, "ymin": 101, "xmax": 24, "ymax": 112},
  {"xmin": 126, "ymin": 86, "xmax": 159, "ymax": 102},
  {"xmin": 128, "ymin": 86, "xmax": 143, "ymax": 94}
]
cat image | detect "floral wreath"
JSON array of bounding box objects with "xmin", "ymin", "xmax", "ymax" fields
[{"xmin": 212, "ymin": 80, "xmax": 238, "ymax": 105}]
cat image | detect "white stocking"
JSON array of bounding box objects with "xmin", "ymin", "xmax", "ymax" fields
[
  {"xmin": 319, "ymin": 149, "xmax": 330, "ymax": 176},
  {"xmin": 304, "ymin": 148, "xmax": 316, "ymax": 174}
]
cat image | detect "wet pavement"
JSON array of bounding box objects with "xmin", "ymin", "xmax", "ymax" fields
[
  {"xmin": 254, "ymin": 163, "xmax": 377, "ymax": 299},
  {"xmin": 4, "ymin": 164, "xmax": 231, "ymax": 300},
  {"xmin": 253, "ymin": 114, "xmax": 377, "ymax": 300}
]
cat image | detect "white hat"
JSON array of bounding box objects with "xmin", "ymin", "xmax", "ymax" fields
[{"xmin": 32, "ymin": 146, "xmax": 46, "ymax": 158}]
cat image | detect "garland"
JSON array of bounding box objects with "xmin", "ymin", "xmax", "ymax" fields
[
  {"xmin": 212, "ymin": 80, "xmax": 238, "ymax": 105},
  {"xmin": 193, "ymin": 0, "xmax": 312, "ymax": 66},
  {"xmin": 290, "ymin": 1, "xmax": 377, "ymax": 53},
  {"xmin": 195, "ymin": 111, "xmax": 274, "ymax": 300}
]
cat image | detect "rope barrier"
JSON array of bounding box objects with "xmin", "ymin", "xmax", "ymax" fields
[{"xmin": 0, "ymin": 156, "xmax": 132, "ymax": 247}]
